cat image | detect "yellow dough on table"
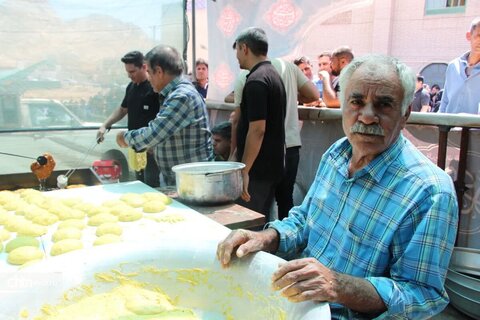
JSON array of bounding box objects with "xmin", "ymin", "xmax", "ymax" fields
[
  {"xmin": 120, "ymin": 193, "xmax": 145, "ymax": 208},
  {"xmin": 6, "ymin": 236, "xmax": 40, "ymax": 253},
  {"xmin": 2, "ymin": 199, "xmax": 29, "ymax": 211},
  {"xmin": 94, "ymin": 234, "xmax": 122, "ymax": 246},
  {"xmin": 88, "ymin": 213, "xmax": 118, "ymax": 226},
  {"xmin": 143, "ymin": 200, "xmax": 166, "ymax": 213},
  {"xmin": 32, "ymin": 284, "xmax": 199, "ymax": 320},
  {"xmin": 0, "ymin": 190, "xmax": 21, "ymax": 205},
  {"xmin": 142, "ymin": 192, "xmax": 173, "ymax": 205},
  {"xmin": 50, "ymin": 239, "xmax": 83, "ymax": 256},
  {"xmin": 0, "ymin": 228, "xmax": 12, "ymax": 241},
  {"xmin": 32, "ymin": 212, "xmax": 59, "ymax": 226},
  {"xmin": 118, "ymin": 209, "xmax": 142, "ymax": 222},
  {"xmin": 7, "ymin": 246, "xmax": 44, "ymax": 265},
  {"xmin": 16, "ymin": 222, "xmax": 48, "ymax": 237},
  {"xmin": 57, "ymin": 208, "xmax": 86, "ymax": 221},
  {"xmin": 109, "ymin": 204, "xmax": 134, "ymax": 216},
  {"xmin": 60, "ymin": 197, "xmax": 83, "ymax": 208},
  {"xmin": 52, "ymin": 227, "xmax": 82, "ymax": 242},
  {"xmin": 96, "ymin": 223, "xmax": 123, "ymax": 236},
  {"xmin": 57, "ymin": 219, "xmax": 85, "ymax": 230},
  {"xmin": 3, "ymin": 215, "xmax": 27, "ymax": 231}
]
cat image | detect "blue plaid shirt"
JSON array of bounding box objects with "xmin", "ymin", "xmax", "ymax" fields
[
  {"xmin": 124, "ymin": 77, "xmax": 214, "ymax": 185},
  {"xmin": 269, "ymin": 134, "xmax": 458, "ymax": 319}
]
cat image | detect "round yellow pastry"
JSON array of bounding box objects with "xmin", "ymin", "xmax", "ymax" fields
[
  {"xmin": 93, "ymin": 234, "xmax": 121, "ymax": 246},
  {"xmin": 15, "ymin": 204, "xmax": 38, "ymax": 216},
  {"xmin": 0, "ymin": 212, "xmax": 10, "ymax": 225},
  {"xmin": 109, "ymin": 204, "xmax": 134, "ymax": 216},
  {"xmin": 120, "ymin": 193, "xmax": 145, "ymax": 208},
  {"xmin": 5, "ymin": 236, "xmax": 39, "ymax": 253},
  {"xmin": 118, "ymin": 209, "xmax": 142, "ymax": 222},
  {"xmin": 61, "ymin": 197, "xmax": 83, "ymax": 207},
  {"xmin": 142, "ymin": 192, "xmax": 172, "ymax": 205},
  {"xmin": 32, "ymin": 212, "xmax": 59, "ymax": 226},
  {"xmin": 23, "ymin": 206, "xmax": 50, "ymax": 221},
  {"xmin": 87, "ymin": 206, "xmax": 108, "ymax": 217},
  {"xmin": 23, "ymin": 194, "xmax": 48, "ymax": 207},
  {"xmin": 88, "ymin": 213, "xmax": 118, "ymax": 226},
  {"xmin": 50, "ymin": 239, "xmax": 83, "ymax": 256},
  {"xmin": 16, "ymin": 222, "xmax": 48, "ymax": 237},
  {"xmin": 8, "ymin": 246, "xmax": 44, "ymax": 265},
  {"xmin": 0, "ymin": 190, "xmax": 21, "ymax": 205},
  {"xmin": 96, "ymin": 222, "xmax": 123, "ymax": 236},
  {"xmin": 143, "ymin": 200, "xmax": 166, "ymax": 213},
  {"xmin": 52, "ymin": 227, "xmax": 82, "ymax": 242},
  {"xmin": 3, "ymin": 199, "xmax": 29, "ymax": 211},
  {"xmin": 57, "ymin": 208, "xmax": 86, "ymax": 220},
  {"xmin": 4, "ymin": 215, "xmax": 29, "ymax": 232},
  {"xmin": 16, "ymin": 188, "xmax": 41, "ymax": 198},
  {"xmin": 0, "ymin": 228, "xmax": 12, "ymax": 241},
  {"xmin": 37, "ymin": 197, "xmax": 63, "ymax": 210},
  {"xmin": 73, "ymin": 202, "xmax": 98, "ymax": 215},
  {"xmin": 58, "ymin": 219, "xmax": 85, "ymax": 230}
]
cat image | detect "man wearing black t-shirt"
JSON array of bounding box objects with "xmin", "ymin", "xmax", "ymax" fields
[
  {"xmin": 97, "ymin": 51, "xmax": 160, "ymax": 187},
  {"xmin": 233, "ymin": 27, "xmax": 286, "ymax": 217}
]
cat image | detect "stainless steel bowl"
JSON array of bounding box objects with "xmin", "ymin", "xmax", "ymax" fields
[
  {"xmin": 445, "ymin": 247, "xmax": 480, "ymax": 319},
  {"xmin": 172, "ymin": 161, "xmax": 245, "ymax": 205}
]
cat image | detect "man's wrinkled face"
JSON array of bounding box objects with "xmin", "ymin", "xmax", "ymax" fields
[
  {"xmin": 318, "ymin": 56, "xmax": 332, "ymax": 73},
  {"xmin": 297, "ymin": 62, "xmax": 313, "ymax": 80},
  {"xmin": 195, "ymin": 63, "xmax": 208, "ymax": 81},
  {"xmin": 342, "ymin": 63, "xmax": 409, "ymax": 158},
  {"xmin": 467, "ymin": 24, "xmax": 480, "ymax": 54},
  {"xmin": 146, "ymin": 64, "xmax": 162, "ymax": 92}
]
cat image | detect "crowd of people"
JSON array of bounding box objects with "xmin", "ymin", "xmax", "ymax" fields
[{"xmin": 90, "ymin": 16, "xmax": 480, "ymax": 319}]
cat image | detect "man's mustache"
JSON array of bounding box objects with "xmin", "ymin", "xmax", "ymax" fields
[{"xmin": 350, "ymin": 122, "xmax": 385, "ymax": 136}]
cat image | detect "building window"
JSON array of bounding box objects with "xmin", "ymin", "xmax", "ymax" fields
[{"xmin": 425, "ymin": 0, "xmax": 466, "ymax": 14}]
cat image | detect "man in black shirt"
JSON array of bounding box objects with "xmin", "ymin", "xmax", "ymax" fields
[
  {"xmin": 233, "ymin": 27, "xmax": 287, "ymax": 217},
  {"xmin": 97, "ymin": 51, "xmax": 160, "ymax": 187}
]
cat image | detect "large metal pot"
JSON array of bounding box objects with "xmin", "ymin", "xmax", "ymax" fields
[{"xmin": 172, "ymin": 161, "xmax": 245, "ymax": 205}]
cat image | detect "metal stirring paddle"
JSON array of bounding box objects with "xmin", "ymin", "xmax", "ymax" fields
[{"xmin": 57, "ymin": 139, "xmax": 99, "ymax": 188}]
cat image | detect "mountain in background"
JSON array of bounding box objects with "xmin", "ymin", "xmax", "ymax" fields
[{"xmin": 0, "ymin": 0, "xmax": 155, "ymax": 85}]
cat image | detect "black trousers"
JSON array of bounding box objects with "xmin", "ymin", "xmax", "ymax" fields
[
  {"xmin": 235, "ymin": 178, "xmax": 278, "ymax": 219},
  {"xmin": 275, "ymin": 146, "xmax": 300, "ymax": 220}
]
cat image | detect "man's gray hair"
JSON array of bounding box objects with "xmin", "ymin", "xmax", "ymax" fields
[
  {"xmin": 145, "ymin": 45, "xmax": 184, "ymax": 76},
  {"xmin": 338, "ymin": 54, "xmax": 415, "ymax": 114},
  {"xmin": 470, "ymin": 17, "xmax": 480, "ymax": 33},
  {"xmin": 233, "ymin": 27, "xmax": 269, "ymax": 56}
]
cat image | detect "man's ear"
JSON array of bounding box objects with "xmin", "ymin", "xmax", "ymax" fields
[{"xmin": 466, "ymin": 31, "xmax": 472, "ymax": 41}]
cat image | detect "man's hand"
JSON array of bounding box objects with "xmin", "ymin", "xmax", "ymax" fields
[
  {"xmin": 318, "ymin": 70, "xmax": 330, "ymax": 82},
  {"xmin": 96, "ymin": 125, "xmax": 107, "ymax": 143},
  {"xmin": 241, "ymin": 168, "xmax": 250, "ymax": 202},
  {"xmin": 216, "ymin": 228, "xmax": 279, "ymax": 268},
  {"xmin": 116, "ymin": 131, "xmax": 128, "ymax": 148},
  {"xmin": 272, "ymin": 257, "xmax": 337, "ymax": 303}
]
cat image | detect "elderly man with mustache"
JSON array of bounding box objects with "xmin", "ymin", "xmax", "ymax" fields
[{"xmin": 217, "ymin": 54, "xmax": 458, "ymax": 319}]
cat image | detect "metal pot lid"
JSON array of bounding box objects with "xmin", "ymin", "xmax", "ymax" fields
[{"xmin": 172, "ymin": 161, "xmax": 245, "ymax": 174}]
